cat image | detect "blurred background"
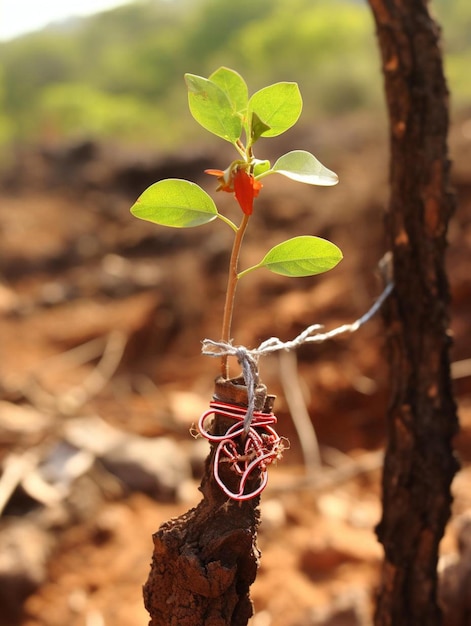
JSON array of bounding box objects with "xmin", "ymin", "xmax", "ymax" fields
[
  {"xmin": 0, "ymin": 0, "xmax": 470, "ymax": 148},
  {"xmin": 0, "ymin": 1, "xmax": 470, "ymax": 625}
]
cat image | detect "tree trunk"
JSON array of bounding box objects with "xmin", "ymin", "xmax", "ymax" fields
[{"xmin": 366, "ymin": 2, "xmax": 460, "ymax": 625}]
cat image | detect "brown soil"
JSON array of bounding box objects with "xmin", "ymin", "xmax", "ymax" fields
[{"xmin": 1, "ymin": 109, "xmax": 470, "ymax": 626}]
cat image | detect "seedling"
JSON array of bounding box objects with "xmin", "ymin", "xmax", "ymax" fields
[
  {"xmin": 131, "ymin": 67, "xmax": 342, "ymax": 369},
  {"xmin": 130, "ymin": 67, "xmax": 342, "ymax": 499}
]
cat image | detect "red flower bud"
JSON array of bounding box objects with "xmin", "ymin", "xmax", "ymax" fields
[
  {"xmin": 205, "ymin": 165, "xmax": 262, "ymax": 215},
  {"xmin": 233, "ymin": 168, "xmax": 262, "ymax": 215}
]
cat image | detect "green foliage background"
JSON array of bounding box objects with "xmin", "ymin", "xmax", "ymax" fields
[{"xmin": 0, "ymin": 0, "xmax": 468, "ymax": 149}]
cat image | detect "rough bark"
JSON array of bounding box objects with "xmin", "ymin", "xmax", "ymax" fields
[
  {"xmin": 366, "ymin": 2, "xmax": 460, "ymax": 625},
  {"xmin": 143, "ymin": 377, "xmax": 275, "ymax": 626}
]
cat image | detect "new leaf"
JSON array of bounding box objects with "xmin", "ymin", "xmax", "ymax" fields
[
  {"xmin": 248, "ymin": 82, "xmax": 302, "ymax": 138},
  {"xmin": 130, "ymin": 179, "xmax": 218, "ymax": 228},
  {"xmin": 209, "ymin": 67, "xmax": 248, "ymax": 117},
  {"xmin": 185, "ymin": 73, "xmax": 242, "ymax": 143}
]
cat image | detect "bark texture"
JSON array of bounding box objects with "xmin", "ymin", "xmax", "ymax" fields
[
  {"xmin": 367, "ymin": 2, "xmax": 460, "ymax": 625},
  {"xmin": 143, "ymin": 377, "xmax": 274, "ymax": 626}
]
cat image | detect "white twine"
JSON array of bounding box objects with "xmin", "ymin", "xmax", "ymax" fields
[{"xmin": 202, "ymin": 281, "xmax": 394, "ymax": 430}]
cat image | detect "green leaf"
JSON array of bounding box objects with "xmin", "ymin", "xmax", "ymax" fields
[
  {"xmin": 130, "ymin": 179, "xmax": 218, "ymax": 228},
  {"xmin": 257, "ymin": 235, "xmax": 342, "ymax": 277},
  {"xmin": 185, "ymin": 73, "xmax": 242, "ymax": 143},
  {"xmin": 209, "ymin": 67, "xmax": 248, "ymax": 116},
  {"xmin": 250, "ymin": 111, "xmax": 271, "ymax": 143},
  {"xmin": 253, "ymin": 159, "xmax": 271, "ymax": 177},
  {"xmin": 248, "ymin": 82, "xmax": 302, "ymax": 138},
  {"xmin": 272, "ymin": 150, "xmax": 338, "ymax": 186}
]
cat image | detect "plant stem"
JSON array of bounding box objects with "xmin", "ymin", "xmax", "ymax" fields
[{"xmin": 221, "ymin": 212, "xmax": 250, "ymax": 379}]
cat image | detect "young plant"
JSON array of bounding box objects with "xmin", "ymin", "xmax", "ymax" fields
[{"xmin": 130, "ymin": 67, "xmax": 342, "ymax": 381}]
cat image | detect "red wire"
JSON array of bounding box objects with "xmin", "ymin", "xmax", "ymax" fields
[{"xmin": 198, "ymin": 401, "xmax": 282, "ymax": 500}]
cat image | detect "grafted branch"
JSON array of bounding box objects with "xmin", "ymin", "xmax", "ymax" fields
[{"xmin": 143, "ymin": 378, "xmax": 273, "ymax": 626}]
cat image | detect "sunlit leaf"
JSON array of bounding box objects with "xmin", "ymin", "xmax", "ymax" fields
[
  {"xmin": 209, "ymin": 67, "xmax": 248, "ymax": 115},
  {"xmin": 130, "ymin": 179, "xmax": 218, "ymax": 228},
  {"xmin": 248, "ymin": 82, "xmax": 302, "ymax": 138},
  {"xmin": 257, "ymin": 235, "xmax": 342, "ymax": 277},
  {"xmin": 185, "ymin": 73, "xmax": 242, "ymax": 143},
  {"xmin": 272, "ymin": 150, "xmax": 338, "ymax": 186}
]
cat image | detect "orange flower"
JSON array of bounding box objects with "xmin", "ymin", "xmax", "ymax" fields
[
  {"xmin": 205, "ymin": 165, "xmax": 262, "ymax": 215},
  {"xmin": 204, "ymin": 168, "xmax": 233, "ymax": 192},
  {"xmin": 233, "ymin": 168, "xmax": 262, "ymax": 215}
]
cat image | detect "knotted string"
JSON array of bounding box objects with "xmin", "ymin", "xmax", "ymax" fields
[{"xmin": 202, "ymin": 282, "xmax": 393, "ymax": 430}]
